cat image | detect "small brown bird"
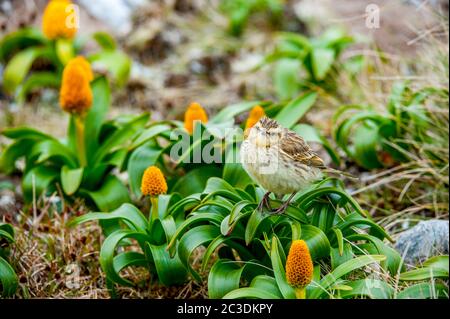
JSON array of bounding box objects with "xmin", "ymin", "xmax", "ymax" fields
[{"xmin": 241, "ymin": 117, "xmax": 343, "ymax": 214}]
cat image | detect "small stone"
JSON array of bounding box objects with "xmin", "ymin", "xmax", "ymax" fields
[{"xmin": 394, "ymin": 220, "xmax": 449, "ymax": 266}]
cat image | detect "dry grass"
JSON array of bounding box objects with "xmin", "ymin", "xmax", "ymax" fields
[{"xmin": 4, "ymin": 196, "xmax": 208, "ymax": 299}]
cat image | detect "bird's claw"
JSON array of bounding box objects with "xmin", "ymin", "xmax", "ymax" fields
[
  {"xmin": 270, "ymin": 204, "xmax": 288, "ymax": 215},
  {"xmin": 257, "ymin": 192, "xmax": 272, "ymax": 212}
]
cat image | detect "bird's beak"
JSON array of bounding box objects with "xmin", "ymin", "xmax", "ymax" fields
[{"xmin": 244, "ymin": 128, "xmax": 250, "ymax": 139}]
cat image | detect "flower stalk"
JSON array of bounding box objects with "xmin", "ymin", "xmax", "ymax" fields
[{"xmin": 74, "ymin": 114, "xmax": 87, "ymax": 167}]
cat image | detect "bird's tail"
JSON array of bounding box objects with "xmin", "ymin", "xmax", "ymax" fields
[{"xmin": 323, "ymin": 167, "xmax": 358, "ymax": 181}]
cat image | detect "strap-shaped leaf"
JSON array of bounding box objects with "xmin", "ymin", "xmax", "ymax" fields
[
  {"xmin": 146, "ymin": 243, "xmax": 187, "ymax": 286},
  {"xmin": 309, "ymin": 255, "xmax": 385, "ymax": 298},
  {"xmin": 83, "ymin": 77, "xmax": 111, "ymax": 162},
  {"xmin": 275, "ymin": 92, "xmax": 317, "ymax": 129},
  {"xmin": 127, "ymin": 142, "xmax": 164, "ymax": 197},
  {"xmin": 0, "ymin": 256, "xmax": 18, "ymax": 297},
  {"xmin": 61, "ymin": 166, "xmax": 84, "ymax": 196},
  {"xmin": 397, "ymin": 283, "xmax": 449, "ymax": 299},
  {"xmin": 22, "ymin": 165, "xmax": 59, "ymax": 203},
  {"xmin": 348, "ymin": 234, "xmax": 403, "ymax": 275},
  {"xmin": 177, "ymin": 225, "xmax": 220, "ymax": 281},
  {"xmin": 208, "ymin": 259, "xmax": 246, "ymax": 299},
  {"xmin": 339, "ymin": 279, "xmax": 394, "ymax": 299},
  {"xmin": 99, "ymin": 230, "xmax": 151, "ymax": 287},
  {"xmin": 210, "ymin": 101, "xmax": 262, "ymax": 124},
  {"xmin": 270, "ymin": 236, "xmax": 296, "ymax": 299},
  {"xmin": 68, "ymin": 203, "xmax": 148, "ymax": 232},
  {"xmin": 3, "ymin": 46, "xmax": 50, "ymax": 95},
  {"xmin": 92, "ymin": 114, "xmax": 149, "ymax": 166},
  {"xmin": 0, "ymin": 28, "xmax": 47, "ymax": 62},
  {"xmin": 301, "ymin": 225, "xmax": 331, "ymax": 261}
]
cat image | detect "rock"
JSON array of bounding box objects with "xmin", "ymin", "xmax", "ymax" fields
[
  {"xmin": 394, "ymin": 220, "xmax": 449, "ymax": 266},
  {"xmin": 78, "ymin": 0, "xmax": 147, "ymax": 36}
]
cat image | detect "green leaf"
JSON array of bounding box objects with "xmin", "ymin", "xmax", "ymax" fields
[
  {"xmin": 127, "ymin": 143, "xmax": 163, "ymax": 197},
  {"xmin": 0, "ymin": 256, "xmax": 18, "ymax": 297},
  {"xmin": 0, "ymin": 224, "xmax": 14, "ymax": 243},
  {"xmin": 61, "ymin": 166, "xmax": 84, "ymax": 195},
  {"xmin": 55, "ymin": 38, "xmax": 75, "ymax": 65},
  {"xmin": 17, "ymin": 71, "xmax": 61, "ymax": 104},
  {"xmin": 275, "ymin": 92, "xmax": 318, "ymax": 129},
  {"xmin": 147, "ymin": 243, "xmax": 187, "ymax": 286},
  {"xmin": 249, "ymin": 275, "xmax": 283, "ymax": 298},
  {"xmin": 223, "ymin": 144, "xmax": 253, "ymax": 188},
  {"xmin": 311, "ymin": 48, "xmax": 335, "ymax": 80},
  {"xmin": 99, "ymin": 229, "xmax": 151, "ymax": 286},
  {"xmin": 2, "ymin": 126, "xmax": 54, "ymax": 140},
  {"xmin": 339, "ymin": 279, "xmax": 394, "ymax": 299},
  {"xmin": 211, "ymin": 101, "xmax": 262, "ymax": 124},
  {"xmin": 130, "ymin": 124, "xmax": 171, "ymax": 150},
  {"xmin": 80, "ymin": 175, "xmax": 130, "ymax": 211},
  {"xmin": 348, "ymin": 234, "xmax": 403, "ymax": 275},
  {"xmin": 22, "ymin": 165, "xmax": 59, "ymax": 203},
  {"xmin": 208, "ymin": 259, "xmax": 247, "ymax": 299},
  {"xmin": 84, "ymin": 77, "xmax": 111, "ymax": 162},
  {"xmin": 92, "ymin": 32, "xmax": 117, "ymax": 51},
  {"xmin": 310, "ymin": 255, "xmax": 386, "ymax": 298},
  {"xmin": 30, "ymin": 139, "xmax": 78, "ymax": 168},
  {"xmin": 400, "ymin": 255, "xmax": 449, "ymax": 281},
  {"xmin": 3, "ymin": 47, "xmax": 49, "ymax": 95},
  {"xmin": 353, "ymin": 124, "xmax": 384, "ymax": 169},
  {"xmin": 270, "ymin": 236, "xmax": 296, "ymax": 299},
  {"xmin": 177, "ymin": 225, "xmax": 220, "ymax": 281},
  {"xmin": 0, "ymin": 28, "xmax": 47, "ymax": 62},
  {"xmin": 245, "ymin": 209, "xmax": 270, "ymax": 245},
  {"xmin": 92, "ymin": 114, "xmax": 149, "ymax": 166},
  {"xmin": 0, "ymin": 139, "xmax": 36, "ymax": 174},
  {"xmin": 89, "ymin": 50, "xmax": 131, "ymax": 87},
  {"xmin": 68, "ymin": 203, "xmax": 148, "ymax": 231},
  {"xmin": 301, "ymin": 225, "xmax": 331, "ymax": 261},
  {"xmin": 397, "ymin": 283, "xmax": 449, "ymax": 299},
  {"xmin": 223, "ymin": 287, "xmax": 281, "ymax": 299},
  {"xmin": 274, "ymin": 59, "xmax": 300, "ymax": 100},
  {"xmin": 172, "ymin": 166, "xmax": 223, "ymax": 198}
]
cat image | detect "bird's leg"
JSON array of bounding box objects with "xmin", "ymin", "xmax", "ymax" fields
[
  {"xmin": 272, "ymin": 192, "xmax": 297, "ymax": 215},
  {"xmin": 257, "ymin": 192, "xmax": 272, "ymax": 212}
]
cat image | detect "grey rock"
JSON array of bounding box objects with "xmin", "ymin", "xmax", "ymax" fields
[
  {"xmin": 78, "ymin": 0, "xmax": 147, "ymax": 36},
  {"xmin": 394, "ymin": 220, "xmax": 449, "ymax": 266}
]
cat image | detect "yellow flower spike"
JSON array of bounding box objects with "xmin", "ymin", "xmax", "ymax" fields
[
  {"xmin": 141, "ymin": 166, "xmax": 168, "ymax": 229},
  {"xmin": 184, "ymin": 102, "xmax": 208, "ymax": 134},
  {"xmin": 285, "ymin": 240, "xmax": 314, "ymax": 299},
  {"xmin": 60, "ymin": 57, "xmax": 93, "ymax": 115},
  {"xmin": 245, "ymin": 105, "xmax": 265, "ymax": 130},
  {"xmin": 141, "ymin": 166, "xmax": 168, "ymax": 197},
  {"xmin": 42, "ymin": 0, "xmax": 79, "ymax": 40}
]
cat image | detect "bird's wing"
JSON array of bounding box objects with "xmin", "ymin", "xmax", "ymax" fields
[{"xmin": 280, "ymin": 130, "xmax": 326, "ymax": 168}]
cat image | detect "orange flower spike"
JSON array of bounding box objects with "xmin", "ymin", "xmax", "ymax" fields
[
  {"xmin": 285, "ymin": 240, "xmax": 314, "ymax": 298},
  {"xmin": 141, "ymin": 166, "xmax": 168, "ymax": 197},
  {"xmin": 184, "ymin": 102, "xmax": 208, "ymax": 134},
  {"xmin": 245, "ymin": 105, "xmax": 265, "ymax": 130},
  {"xmin": 42, "ymin": 0, "xmax": 78, "ymax": 40},
  {"xmin": 68, "ymin": 56, "xmax": 94, "ymax": 82},
  {"xmin": 60, "ymin": 57, "xmax": 93, "ymax": 115}
]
